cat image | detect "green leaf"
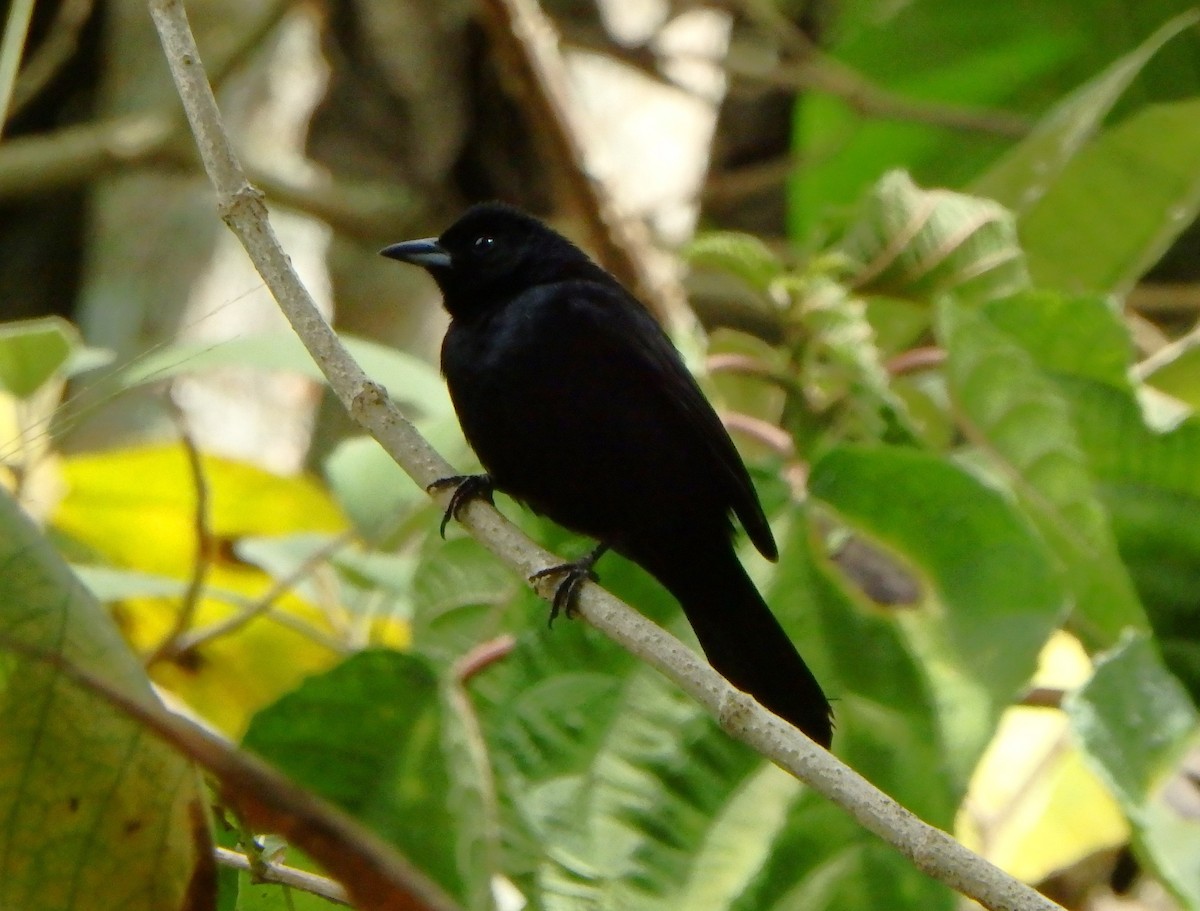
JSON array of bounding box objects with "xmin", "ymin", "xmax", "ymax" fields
[
  {"xmin": 972, "ymin": 10, "xmax": 1200, "ymax": 212},
  {"xmin": 787, "ymin": 4, "xmax": 1073, "ymax": 238},
  {"xmin": 115, "ymin": 332, "xmax": 452, "ymax": 416},
  {"xmin": 749, "ymin": 817, "xmax": 954, "ymax": 911},
  {"xmin": 938, "ymin": 298, "xmax": 1145, "ymax": 646},
  {"xmin": 241, "ymin": 650, "xmax": 468, "ymax": 902},
  {"xmin": 809, "ymin": 445, "xmax": 1064, "ymax": 785},
  {"xmin": 323, "ymin": 436, "xmax": 427, "ymax": 540},
  {"xmin": 70, "ymin": 564, "xmax": 276, "ymax": 633},
  {"xmin": 1141, "ymin": 340, "xmax": 1200, "ymax": 412},
  {"xmin": 785, "ymin": 277, "xmax": 903, "ymax": 448},
  {"xmin": 235, "ymin": 532, "xmax": 418, "ymax": 621},
  {"xmin": 1020, "ymin": 97, "xmax": 1200, "ymax": 295},
  {"xmin": 980, "ymin": 290, "xmax": 1134, "ymax": 389},
  {"xmin": 0, "ymin": 316, "xmax": 78, "ymax": 397},
  {"xmin": 1062, "ymin": 379, "xmax": 1200, "ymax": 702},
  {"xmin": 461, "ymin": 510, "xmax": 951, "ymax": 910},
  {"xmin": 324, "ymin": 422, "xmax": 470, "ymax": 541},
  {"xmin": 837, "ymin": 171, "xmax": 1029, "ymax": 305},
  {"xmin": 440, "ymin": 682, "xmax": 504, "ymax": 911},
  {"xmin": 464, "ymin": 531, "xmax": 825, "ymax": 910},
  {"xmin": 685, "ymin": 231, "xmax": 786, "ymax": 294},
  {"xmin": 410, "ymin": 536, "xmax": 520, "ymax": 663},
  {"xmin": 1069, "ymin": 379, "xmax": 1200, "ymax": 499},
  {"xmin": 770, "ymin": 506, "xmax": 952, "ymax": 821},
  {"xmin": 1066, "ymin": 632, "xmax": 1200, "ymax": 909},
  {"xmin": 63, "ymin": 344, "xmax": 117, "ymax": 378},
  {"xmin": 72, "ymin": 564, "xmax": 198, "ymax": 601},
  {"xmin": 530, "ymin": 671, "xmax": 774, "ymax": 911},
  {"xmin": 0, "ymin": 487, "xmax": 213, "ymax": 911}
]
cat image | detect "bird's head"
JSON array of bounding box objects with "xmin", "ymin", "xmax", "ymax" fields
[{"xmin": 380, "ymin": 202, "xmax": 601, "ymax": 320}]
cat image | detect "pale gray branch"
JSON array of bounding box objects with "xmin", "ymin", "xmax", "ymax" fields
[{"xmin": 215, "ymin": 847, "xmax": 351, "ymax": 906}]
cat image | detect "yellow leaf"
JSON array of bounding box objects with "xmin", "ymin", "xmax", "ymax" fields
[
  {"xmin": 50, "ymin": 444, "xmax": 375, "ymax": 736},
  {"xmin": 958, "ymin": 632, "xmax": 1129, "ymax": 882}
]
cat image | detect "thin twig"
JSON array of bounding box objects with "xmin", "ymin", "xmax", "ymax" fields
[
  {"xmin": 0, "ymin": 109, "xmax": 181, "ymax": 197},
  {"xmin": 721, "ymin": 410, "xmax": 794, "ymax": 458},
  {"xmin": 561, "ymin": 14, "xmax": 1028, "ymax": 139},
  {"xmin": 148, "ymin": 3, "xmax": 1066, "ymax": 909},
  {"xmin": 173, "ymin": 527, "xmax": 358, "ymax": 655},
  {"xmin": 8, "ymin": 0, "xmax": 94, "ymax": 119},
  {"xmin": 707, "ymin": 352, "xmax": 803, "ymax": 393},
  {"xmin": 1, "ymin": 633, "xmax": 462, "ymax": 911},
  {"xmin": 146, "ymin": 394, "xmax": 214, "ymax": 666},
  {"xmin": 886, "ymin": 346, "xmax": 946, "ymax": 377},
  {"xmin": 0, "ymin": 0, "xmax": 36, "ymax": 137},
  {"xmin": 1019, "ymin": 686, "xmax": 1065, "ymax": 709},
  {"xmin": 730, "ymin": 0, "xmax": 1030, "ymax": 137},
  {"xmin": 453, "ymin": 635, "xmax": 517, "ymax": 683},
  {"xmin": 1133, "ymin": 318, "xmax": 1200, "ymax": 381},
  {"xmin": 215, "ymin": 846, "xmax": 351, "ymax": 905},
  {"xmin": 1127, "ymin": 281, "xmax": 1200, "ymax": 316},
  {"xmin": 0, "ymin": 0, "xmax": 293, "ymax": 197},
  {"xmin": 702, "ymin": 153, "xmax": 803, "ymax": 205},
  {"xmin": 732, "ymin": 57, "xmax": 1031, "ymax": 137}
]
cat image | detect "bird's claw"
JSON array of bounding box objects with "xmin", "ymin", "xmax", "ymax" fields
[
  {"xmin": 530, "ymin": 543, "xmax": 609, "ymax": 626},
  {"xmin": 427, "ymin": 474, "xmax": 495, "ymax": 538}
]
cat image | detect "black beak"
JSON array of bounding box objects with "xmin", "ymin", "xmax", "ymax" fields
[{"xmin": 379, "ymin": 238, "xmax": 452, "ymax": 269}]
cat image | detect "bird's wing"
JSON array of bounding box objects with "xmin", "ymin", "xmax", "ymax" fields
[{"xmin": 566, "ymin": 282, "xmax": 779, "ymax": 561}]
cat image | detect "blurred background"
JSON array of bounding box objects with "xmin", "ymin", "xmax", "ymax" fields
[
  {"xmin": 7, "ymin": 0, "xmax": 1196, "ymax": 471},
  {"xmin": 2, "ymin": 1, "xmax": 1200, "ymax": 910}
]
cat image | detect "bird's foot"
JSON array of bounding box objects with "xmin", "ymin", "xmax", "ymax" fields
[
  {"xmin": 530, "ymin": 543, "xmax": 610, "ymax": 625},
  {"xmin": 427, "ymin": 474, "xmax": 495, "ymax": 538}
]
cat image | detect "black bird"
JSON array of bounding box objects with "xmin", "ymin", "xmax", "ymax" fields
[{"xmin": 381, "ymin": 203, "xmax": 833, "ymax": 746}]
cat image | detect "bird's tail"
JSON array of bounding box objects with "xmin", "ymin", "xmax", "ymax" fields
[{"xmin": 633, "ymin": 541, "xmax": 833, "ymax": 747}]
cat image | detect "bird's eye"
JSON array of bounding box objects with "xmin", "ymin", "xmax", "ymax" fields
[{"xmin": 473, "ymin": 235, "xmax": 496, "ymax": 252}]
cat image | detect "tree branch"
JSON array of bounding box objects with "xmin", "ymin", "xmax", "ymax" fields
[
  {"xmin": 7, "ymin": 0, "xmax": 95, "ymax": 120},
  {"xmin": 0, "ymin": 633, "xmax": 461, "ymax": 911},
  {"xmin": 474, "ymin": 0, "xmax": 693, "ymax": 331},
  {"xmin": 214, "ymin": 846, "xmax": 351, "ymax": 906},
  {"xmin": 0, "ymin": 0, "xmax": 36, "ymax": 137},
  {"xmin": 146, "ymin": 393, "xmax": 214, "ymax": 666},
  {"xmin": 729, "ymin": 0, "xmax": 1031, "ymax": 138},
  {"xmin": 170, "ymin": 527, "xmax": 357, "ymax": 656},
  {"xmin": 146, "ymin": 2, "xmax": 1066, "ymax": 910}
]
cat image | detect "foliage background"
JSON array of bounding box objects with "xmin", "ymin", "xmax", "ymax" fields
[{"xmin": 1, "ymin": 1, "xmax": 1200, "ymax": 910}]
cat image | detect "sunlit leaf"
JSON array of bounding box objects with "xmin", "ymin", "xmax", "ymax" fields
[
  {"xmin": 810, "ymin": 445, "xmax": 1064, "ymax": 786},
  {"xmin": 957, "ymin": 634, "xmax": 1128, "ymax": 882},
  {"xmin": 973, "ymin": 11, "xmax": 1200, "ymax": 212},
  {"xmin": 938, "ymin": 298, "xmax": 1145, "ymax": 646},
  {"xmin": 837, "ymin": 171, "xmax": 1029, "ymax": 305},
  {"xmin": 52, "ymin": 444, "xmax": 349, "ymax": 734},
  {"xmin": 686, "ymin": 232, "xmax": 786, "ymax": 294},
  {"xmin": 1067, "ymin": 632, "xmax": 1200, "ymax": 909},
  {"xmin": 54, "ymin": 444, "xmax": 345, "ymax": 569},
  {"xmin": 1020, "ymin": 97, "xmax": 1200, "ymax": 295},
  {"xmin": 0, "ymin": 488, "xmax": 213, "ymax": 911},
  {"xmin": 242, "ymin": 650, "xmax": 473, "ymax": 903},
  {"xmin": 0, "ymin": 317, "xmax": 77, "ymax": 398},
  {"xmin": 1062, "ymin": 379, "xmax": 1200, "ymax": 703},
  {"xmin": 980, "ymin": 290, "xmax": 1134, "ymax": 390}
]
